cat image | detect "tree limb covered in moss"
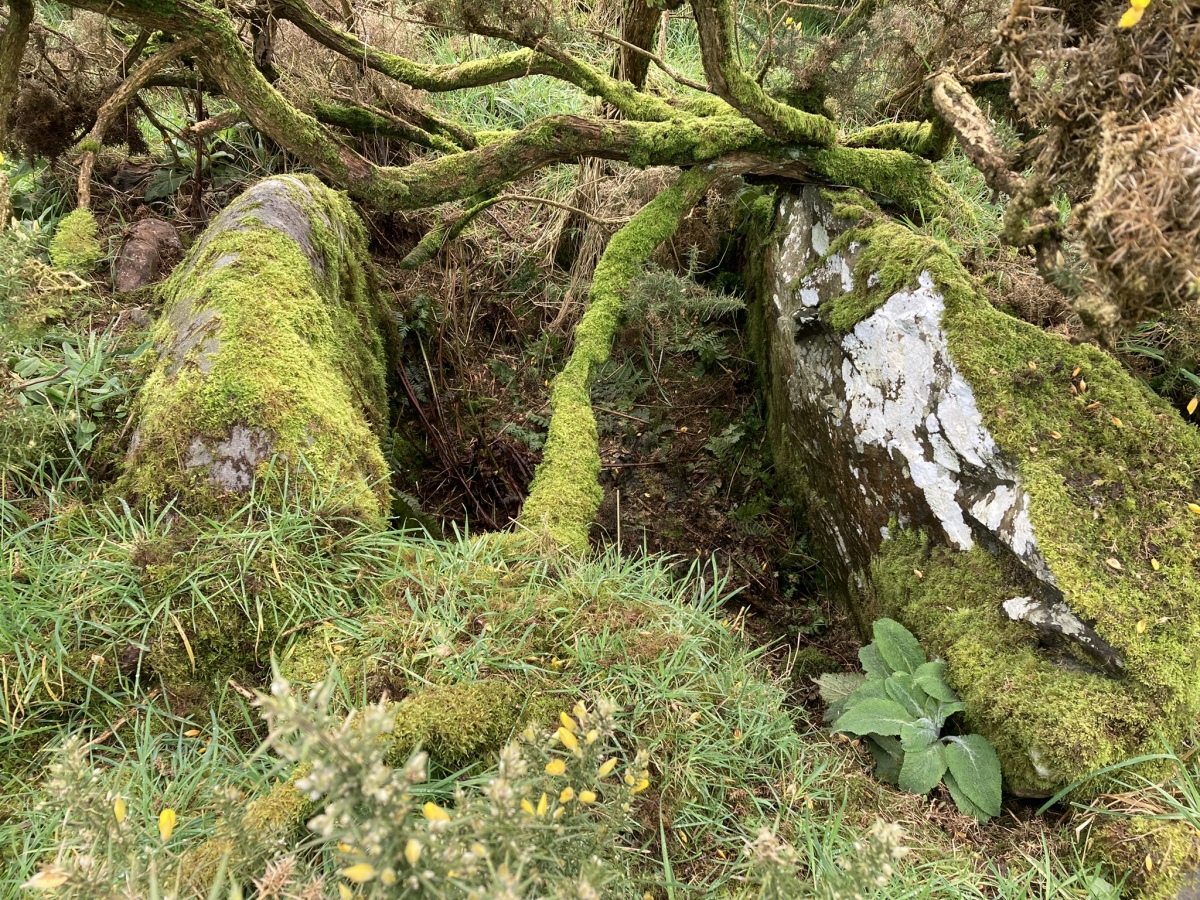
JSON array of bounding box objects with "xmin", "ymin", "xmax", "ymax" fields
[
  {"xmin": 0, "ymin": 0, "xmax": 33, "ymax": 148},
  {"xmin": 520, "ymin": 166, "xmax": 717, "ymax": 551},
  {"xmin": 76, "ymin": 37, "xmax": 201, "ymax": 209},
  {"xmin": 689, "ymin": 0, "xmax": 836, "ymax": 146},
  {"xmin": 313, "ymin": 99, "xmax": 465, "ymax": 155}
]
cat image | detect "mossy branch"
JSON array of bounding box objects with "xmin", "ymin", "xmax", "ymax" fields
[
  {"xmin": 0, "ymin": 0, "xmax": 33, "ymax": 149},
  {"xmin": 313, "ymin": 99, "xmax": 464, "ymax": 155},
  {"xmin": 843, "ymin": 119, "xmax": 953, "ymax": 161},
  {"xmin": 270, "ymin": 0, "xmax": 557, "ymax": 91},
  {"xmin": 520, "ymin": 165, "xmax": 718, "ymax": 552},
  {"xmin": 690, "ymin": 0, "xmax": 836, "ymax": 147}
]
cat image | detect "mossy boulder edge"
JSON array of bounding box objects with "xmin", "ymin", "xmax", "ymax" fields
[{"xmin": 752, "ymin": 186, "xmax": 1200, "ymax": 798}]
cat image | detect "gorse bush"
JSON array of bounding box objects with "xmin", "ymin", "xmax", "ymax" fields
[{"xmin": 817, "ymin": 619, "xmax": 1002, "ymax": 821}]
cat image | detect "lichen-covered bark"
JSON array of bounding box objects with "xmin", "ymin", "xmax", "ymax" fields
[
  {"xmin": 122, "ymin": 174, "xmax": 391, "ymax": 521},
  {"xmin": 754, "ymin": 186, "xmax": 1200, "ymax": 797},
  {"xmin": 520, "ymin": 166, "xmax": 717, "ymax": 551}
]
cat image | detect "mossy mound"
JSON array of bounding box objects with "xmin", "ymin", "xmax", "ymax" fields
[
  {"xmin": 1087, "ymin": 815, "xmax": 1200, "ymax": 899},
  {"xmin": 121, "ymin": 174, "xmax": 391, "ymax": 520},
  {"xmin": 48, "ymin": 209, "xmax": 102, "ymax": 274}
]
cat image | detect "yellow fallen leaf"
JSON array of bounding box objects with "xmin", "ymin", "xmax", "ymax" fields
[
  {"xmin": 1027, "ymin": 360, "xmax": 1037, "ymax": 370},
  {"xmin": 913, "ymin": 569, "xmax": 924, "ymax": 580},
  {"xmin": 1112, "ymin": 416, "xmax": 1124, "ymax": 427},
  {"xmin": 1105, "ymin": 558, "xmax": 1123, "ymax": 571},
  {"xmin": 1189, "ymin": 397, "xmax": 1199, "ymax": 416},
  {"xmin": 1049, "ymin": 430, "xmax": 1062, "ymax": 440},
  {"xmin": 1151, "ymin": 558, "xmax": 1161, "ymax": 571},
  {"xmin": 183, "ymin": 729, "xmax": 200, "ymax": 737},
  {"xmin": 1189, "ymin": 503, "xmax": 1200, "ymax": 516},
  {"xmin": 158, "ymin": 808, "xmax": 176, "ymax": 842},
  {"xmin": 1136, "ymin": 619, "xmax": 1146, "ymax": 634},
  {"xmin": 1072, "ymin": 366, "xmax": 1082, "ymax": 378}
]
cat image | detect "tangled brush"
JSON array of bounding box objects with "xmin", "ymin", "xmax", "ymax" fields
[{"xmin": 1004, "ymin": 0, "xmax": 1200, "ymax": 325}]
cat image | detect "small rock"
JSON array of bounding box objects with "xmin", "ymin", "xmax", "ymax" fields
[{"xmin": 113, "ymin": 217, "xmax": 182, "ymax": 292}]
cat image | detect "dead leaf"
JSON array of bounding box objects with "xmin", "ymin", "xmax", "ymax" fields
[{"xmin": 1105, "ymin": 557, "xmax": 1123, "ymax": 571}]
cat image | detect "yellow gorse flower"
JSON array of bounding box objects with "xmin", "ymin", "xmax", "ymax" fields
[
  {"xmin": 338, "ymin": 885, "xmax": 353, "ymax": 900},
  {"xmin": 113, "ymin": 797, "xmax": 126, "ymax": 824},
  {"xmin": 521, "ymin": 797, "xmax": 536, "ymax": 815},
  {"xmin": 1119, "ymin": 0, "xmax": 1149, "ymax": 27},
  {"xmin": 405, "ymin": 838, "xmax": 423, "ymax": 866},
  {"xmin": 545, "ymin": 758, "xmax": 567, "ymax": 776},
  {"xmin": 557, "ymin": 727, "xmax": 579, "ymax": 751},
  {"xmin": 536, "ymin": 792, "xmax": 549, "ymax": 816},
  {"xmin": 598, "ymin": 758, "xmax": 618, "ymax": 778},
  {"xmin": 560, "ymin": 786, "xmax": 576, "ymax": 803},
  {"xmin": 579, "ymin": 790, "xmax": 597, "ymax": 804},
  {"xmin": 341, "ymin": 863, "xmax": 377, "ymax": 884},
  {"xmin": 158, "ymin": 808, "xmax": 176, "ymax": 841},
  {"xmin": 559, "ymin": 712, "xmax": 578, "ymax": 733},
  {"xmin": 423, "ymin": 801, "xmax": 451, "ymax": 822}
]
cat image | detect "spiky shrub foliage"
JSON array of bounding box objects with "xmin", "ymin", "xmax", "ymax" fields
[
  {"xmin": 743, "ymin": 819, "xmax": 907, "ymax": 900},
  {"xmin": 23, "ymin": 681, "xmax": 648, "ymax": 898},
  {"xmin": 1005, "ymin": 0, "xmax": 1200, "ymax": 324},
  {"xmin": 623, "ymin": 251, "xmax": 744, "ymax": 369}
]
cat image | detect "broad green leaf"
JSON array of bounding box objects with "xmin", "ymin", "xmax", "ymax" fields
[
  {"xmin": 872, "ymin": 618, "xmax": 926, "ymax": 674},
  {"xmin": 885, "ymin": 672, "xmax": 928, "ymax": 718},
  {"xmin": 871, "ymin": 734, "xmax": 903, "ymax": 760},
  {"xmin": 944, "ymin": 771, "xmax": 992, "ymax": 822},
  {"xmin": 913, "ymin": 660, "xmax": 959, "ymax": 702},
  {"xmin": 899, "ymin": 717, "xmax": 939, "ymax": 753},
  {"xmin": 868, "ymin": 738, "xmax": 902, "ymax": 785},
  {"xmin": 933, "ymin": 700, "xmax": 967, "ymax": 727},
  {"xmin": 815, "ymin": 672, "xmax": 866, "ymax": 706},
  {"xmin": 898, "ymin": 743, "xmax": 948, "ymax": 795},
  {"xmin": 944, "ymin": 734, "xmax": 1002, "ymax": 817},
  {"xmin": 858, "ymin": 642, "xmax": 891, "ymax": 680},
  {"xmin": 833, "ymin": 698, "xmax": 916, "ymax": 737},
  {"xmin": 848, "ymin": 679, "xmax": 889, "ymax": 705}
]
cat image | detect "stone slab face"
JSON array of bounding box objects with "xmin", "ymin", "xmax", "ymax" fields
[
  {"xmin": 767, "ymin": 190, "xmax": 1057, "ymax": 613},
  {"xmin": 756, "ymin": 186, "xmax": 1200, "ymax": 796}
]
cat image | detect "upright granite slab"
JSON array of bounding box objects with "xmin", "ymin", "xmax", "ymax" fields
[{"xmin": 755, "ymin": 186, "xmax": 1200, "ymax": 797}]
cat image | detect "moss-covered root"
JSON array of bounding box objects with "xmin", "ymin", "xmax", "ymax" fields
[
  {"xmin": 48, "ymin": 209, "xmax": 103, "ymax": 274},
  {"xmin": 520, "ymin": 166, "xmax": 719, "ymax": 552},
  {"xmin": 121, "ymin": 174, "xmax": 392, "ymax": 520}
]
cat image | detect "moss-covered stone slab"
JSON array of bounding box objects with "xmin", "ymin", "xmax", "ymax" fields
[
  {"xmin": 122, "ymin": 174, "xmax": 391, "ymax": 520},
  {"xmin": 755, "ymin": 186, "xmax": 1200, "ymax": 797}
]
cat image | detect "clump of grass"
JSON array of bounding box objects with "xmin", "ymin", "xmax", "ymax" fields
[{"xmin": 2, "ymin": 491, "xmax": 1116, "ymax": 897}]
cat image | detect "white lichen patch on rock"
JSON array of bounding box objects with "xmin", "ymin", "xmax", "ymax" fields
[{"xmin": 766, "ymin": 187, "xmax": 1054, "ymax": 589}]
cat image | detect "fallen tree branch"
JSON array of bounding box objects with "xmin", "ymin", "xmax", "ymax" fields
[
  {"xmin": 520, "ymin": 165, "xmax": 718, "ymax": 551},
  {"xmin": 181, "ymin": 108, "xmax": 246, "ymax": 139}
]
